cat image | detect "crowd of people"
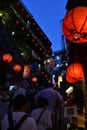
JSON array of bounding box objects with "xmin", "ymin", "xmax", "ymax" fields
[{"xmin": 0, "ymin": 79, "xmax": 64, "ymax": 130}]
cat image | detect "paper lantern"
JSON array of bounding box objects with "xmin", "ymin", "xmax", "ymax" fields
[
  {"xmin": 62, "ymin": 6, "xmax": 87, "ymax": 43},
  {"xmin": 32, "ymin": 77, "xmax": 37, "ymax": 82},
  {"xmin": 66, "ymin": 70, "xmax": 78, "ymax": 83},
  {"xmin": 13, "ymin": 64, "xmax": 22, "ymax": 72},
  {"xmin": 2, "ymin": 53, "xmax": 13, "ymax": 63},
  {"xmin": 66, "ymin": 63, "xmax": 84, "ymax": 83}
]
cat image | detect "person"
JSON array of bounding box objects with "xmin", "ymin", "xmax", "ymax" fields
[
  {"xmin": 1, "ymin": 94, "xmax": 37, "ymax": 130},
  {"xmin": 0, "ymin": 87, "xmax": 10, "ymax": 129},
  {"xmin": 11, "ymin": 80, "xmax": 26, "ymax": 99},
  {"xmin": 31, "ymin": 97, "xmax": 52, "ymax": 130},
  {"xmin": 34, "ymin": 82, "xmax": 64, "ymax": 127}
]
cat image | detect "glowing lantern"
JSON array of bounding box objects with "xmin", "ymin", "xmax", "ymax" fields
[
  {"xmin": 62, "ymin": 6, "xmax": 87, "ymax": 43},
  {"xmin": 13, "ymin": 64, "xmax": 22, "ymax": 72},
  {"xmin": 66, "ymin": 71, "xmax": 78, "ymax": 83},
  {"xmin": 2, "ymin": 53, "xmax": 13, "ymax": 63},
  {"xmin": 22, "ymin": 65, "xmax": 30, "ymax": 78},
  {"xmin": 66, "ymin": 63, "xmax": 84, "ymax": 83},
  {"xmin": 32, "ymin": 77, "xmax": 37, "ymax": 82}
]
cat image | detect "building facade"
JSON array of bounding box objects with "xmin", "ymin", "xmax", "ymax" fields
[{"xmin": 0, "ymin": 0, "xmax": 52, "ymax": 86}]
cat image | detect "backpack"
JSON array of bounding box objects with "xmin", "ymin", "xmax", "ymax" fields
[
  {"xmin": 36, "ymin": 108, "xmax": 46, "ymax": 125},
  {"xmin": 8, "ymin": 112, "xmax": 28, "ymax": 130}
]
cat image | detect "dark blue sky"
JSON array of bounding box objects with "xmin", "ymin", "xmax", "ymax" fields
[{"xmin": 21, "ymin": 0, "xmax": 67, "ymax": 52}]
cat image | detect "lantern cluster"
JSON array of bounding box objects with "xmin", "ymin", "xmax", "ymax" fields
[
  {"xmin": 66, "ymin": 63, "xmax": 84, "ymax": 83},
  {"xmin": 2, "ymin": 53, "xmax": 32, "ymax": 79},
  {"xmin": 2, "ymin": 53, "xmax": 22, "ymax": 72},
  {"xmin": 62, "ymin": 6, "xmax": 86, "ymax": 82}
]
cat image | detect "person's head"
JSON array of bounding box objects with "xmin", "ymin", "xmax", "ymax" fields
[
  {"xmin": 11, "ymin": 94, "xmax": 28, "ymax": 112},
  {"xmin": 37, "ymin": 97, "xmax": 48, "ymax": 108},
  {"xmin": 0, "ymin": 86, "xmax": 8, "ymax": 98},
  {"xmin": 15, "ymin": 79, "xmax": 23, "ymax": 88},
  {"xmin": 43, "ymin": 81, "xmax": 53, "ymax": 88}
]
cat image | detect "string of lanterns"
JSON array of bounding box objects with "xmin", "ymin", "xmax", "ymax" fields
[
  {"xmin": 12, "ymin": 1, "xmax": 51, "ymax": 56},
  {"xmin": 62, "ymin": 6, "xmax": 86, "ymax": 83},
  {"xmin": 2, "ymin": 53, "xmax": 47, "ymax": 82},
  {"xmin": 2, "ymin": 53, "xmax": 22, "ymax": 71},
  {"xmin": 62, "ymin": 4, "xmax": 87, "ymax": 117}
]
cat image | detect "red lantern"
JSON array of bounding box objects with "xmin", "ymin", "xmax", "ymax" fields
[
  {"xmin": 2, "ymin": 53, "xmax": 13, "ymax": 63},
  {"xmin": 62, "ymin": 6, "xmax": 87, "ymax": 43},
  {"xmin": 32, "ymin": 77, "xmax": 37, "ymax": 82},
  {"xmin": 13, "ymin": 64, "xmax": 22, "ymax": 72},
  {"xmin": 66, "ymin": 70, "xmax": 78, "ymax": 83},
  {"xmin": 66, "ymin": 63, "xmax": 84, "ymax": 83}
]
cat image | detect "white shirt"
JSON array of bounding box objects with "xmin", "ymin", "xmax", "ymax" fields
[
  {"xmin": 31, "ymin": 108, "xmax": 52, "ymax": 130},
  {"xmin": 0, "ymin": 97, "xmax": 10, "ymax": 126},
  {"xmin": 0, "ymin": 97, "xmax": 10, "ymax": 118},
  {"xmin": 35, "ymin": 88, "xmax": 64, "ymax": 114},
  {"xmin": 1, "ymin": 112, "xmax": 37, "ymax": 130}
]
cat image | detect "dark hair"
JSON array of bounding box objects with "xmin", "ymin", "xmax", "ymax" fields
[
  {"xmin": 38, "ymin": 97, "xmax": 48, "ymax": 108},
  {"xmin": 43, "ymin": 81, "xmax": 53, "ymax": 88},
  {"xmin": 12, "ymin": 94, "xmax": 28, "ymax": 110}
]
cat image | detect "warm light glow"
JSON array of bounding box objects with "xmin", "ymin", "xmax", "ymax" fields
[
  {"xmin": 26, "ymin": 14, "xmax": 29, "ymax": 18},
  {"xmin": 2, "ymin": 53, "xmax": 13, "ymax": 63},
  {"xmin": 0, "ymin": 13, "xmax": 3, "ymax": 17},
  {"xmin": 22, "ymin": 65, "xmax": 30, "ymax": 78},
  {"xmin": 21, "ymin": 27, "xmax": 25, "ymax": 31},
  {"xmin": 26, "ymin": 33, "xmax": 30, "ymax": 37},
  {"xmin": 21, "ymin": 8, "xmax": 24, "ymax": 12},
  {"xmin": 32, "ymin": 77, "xmax": 37, "ymax": 82},
  {"xmin": 13, "ymin": 64, "xmax": 22, "ymax": 72},
  {"xmin": 66, "ymin": 86, "xmax": 73, "ymax": 95},
  {"xmin": 47, "ymin": 59, "xmax": 50, "ymax": 63},
  {"xmin": 62, "ymin": 6, "xmax": 87, "ymax": 43},
  {"xmin": 16, "ymin": 20, "xmax": 19, "ymax": 24},
  {"xmin": 32, "ymin": 39, "xmax": 35, "ymax": 42},
  {"xmin": 11, "ymin": 31, "xmax": 15, "ymax": 35},
  {"xmin": 21, "ymin": 52, "xmax": 24, "ymax": 56}
]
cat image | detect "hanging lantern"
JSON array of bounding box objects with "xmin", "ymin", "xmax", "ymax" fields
[
  {"xmin": 2, "ymin": 53, "xmax": 13, "ymax": 63},
  {"xmin": 32, "ymin": 77, "xmax": 37, "ymax": 82},
  {"xmin": 62, "ymin": 6, "xmax": 87, "ymax": 43},
  {"xmin": 66, "ymin": 63, "xmax": 84, "ymax": 83},
  {"xmin": 13, "ymin": 64, "xmax": 22, "ymax": 72},
  {"xmin": 22, "ymin": 65, "xmax": 30, "ymax": 78},
  {"xmin": 66, "ymin": 70, "xmax": 78, "ymax": 83}
]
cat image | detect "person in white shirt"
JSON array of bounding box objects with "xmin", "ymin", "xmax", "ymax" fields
[
  {"xmin": 0, "ymin": 88, "xmax": 10, "ymax": 129},
  {"xmin": 34, "ymin": 82, "xmax": 64, "ymax": 127},
  {"xmin": 31, "ymin": 97, "xmax": 52, "ymax": 130},
  {"xmin": 1, "ymin": 94, "xmax": 37, "ymax": 130},
  {"xmin": 11, "ymin": 80, "xmax": 26, "ymax": 99}
]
